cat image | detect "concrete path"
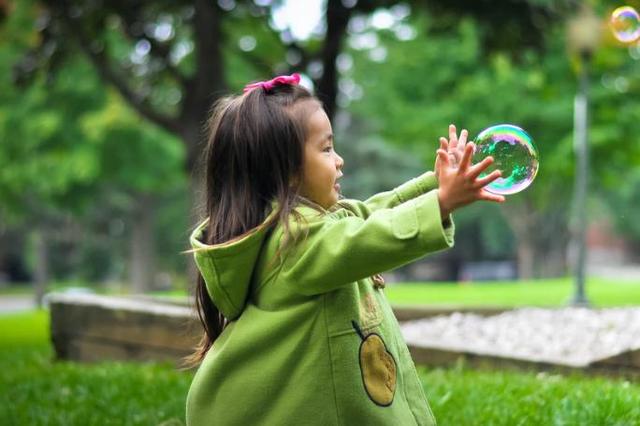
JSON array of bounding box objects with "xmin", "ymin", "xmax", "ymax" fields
[{"xmin": 0, "ymin": 295, "xmax": 36, "ymax": 314}]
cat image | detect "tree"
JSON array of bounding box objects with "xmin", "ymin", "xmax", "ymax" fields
[
  {"xmin": 5, "ymin": 0, "xmax": 578, "ymax": 289},
  {"xmin": 6, "ymin": 0, "xmax": 424, "ymax": 291},
  {"xmin": 25, "ymin": 0, "xmax": 351, "ymax": 174},
  {"xmin": 0, "ymin": 1, "xmax": 185, "ymax": 297},
  {"xmin": 24, "ymin": 0, "xmax": 556, "ymax": 189},
  {"xmin": 342, "ymin": 2, "xmax": 640, "ymax": 278}
]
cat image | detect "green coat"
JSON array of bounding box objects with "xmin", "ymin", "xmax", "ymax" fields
[{"xmin": 186, "ymin": 172, "xmax": 455, "ymax": 426}]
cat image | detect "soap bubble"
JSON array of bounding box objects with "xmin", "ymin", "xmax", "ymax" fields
[
  {"xmin": 471, "ymin": 124, "xmax": 539, "ymax": 195},
  {"xmin": 610, "ymin": 6, "xmax": 640, "ymax": 43}
]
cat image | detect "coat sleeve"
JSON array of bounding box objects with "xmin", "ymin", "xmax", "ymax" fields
[
  {"xmin": 278, "ymin": 189, "xmax": 454, "ymax": 296},
  {"xmin": 337, "ymin": 171, "xmax": 439, "ymax": 219}
]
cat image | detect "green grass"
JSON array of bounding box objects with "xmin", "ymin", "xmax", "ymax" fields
[
  {"xmin": 0, "ymin": 346, "xmax": 192, "ymax": 425},
  {"xmin": 0, "ymin": 309, "xmax": 49, "ymax": 347},
  {"xmin": 2, "ymin": 310, "xmax": 640, "ymax": 424},
  {"xmin": 385, "ymin": 277, "xmax": 640, "ymax": 307},
  {"xmin": 423, "ymin": 364, "xmax": 640, "ymax": 424},
  {"xmin": 0, "ymin": 311, "xmax": 192, "ymax": 425}
]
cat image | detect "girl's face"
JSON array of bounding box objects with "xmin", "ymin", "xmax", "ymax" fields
[{"xmin": 300, "ymin": 107, "xmax": 344, "ymax": 210}]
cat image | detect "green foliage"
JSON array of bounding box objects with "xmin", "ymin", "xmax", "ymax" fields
[
  {"xmin": 0, "ymin": 1, "xmax": 188, "ymax": 283},
  {"xmin": 4, "ymin": 0, "xmax": 640, "ymax": 283},
  {"xmin": 337, "ymin": 132, "xmax": 425, "ymax": 199},
  {"xmin": 341, "ymin": 13, "xmax": 573, "ymax": 265},
  {"xmin": 0, "ymin": 56, "xmax": 105, "ymax": 218},
  {"xmin": 223, "ymin": 7, "xmax": 288, "ymax": 90},
  {"xmin": 341, "ymin": 4, "xmax": 640, "ymax": 270},
  {"xmin": 347, "ymin": 14, "xmax": 577, "ymax": 200},
  {"xmin": 80, "ymin": 91, "xmax": 185, "ymax": 193},
  {"xmin": 0, "ymin": 2, "xmax": 185, "ymax": 217}
]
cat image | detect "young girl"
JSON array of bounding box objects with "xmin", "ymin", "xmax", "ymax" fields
[{"xmin": 185, "ymin": 73, "xmax": 504, "ymax": 425}]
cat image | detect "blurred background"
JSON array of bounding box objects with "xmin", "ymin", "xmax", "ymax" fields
[
  {"xmin": 1, "ymin": 0, "xmax": 640, "ymax": 307},
  {"xmin": 5, "ymin": 1, "xmax": 640, "ymax": 424}
]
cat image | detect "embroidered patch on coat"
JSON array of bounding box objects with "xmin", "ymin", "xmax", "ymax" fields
[{"xmin": 352, "ymin": 320, "xmax": 397, "ymax": 407}]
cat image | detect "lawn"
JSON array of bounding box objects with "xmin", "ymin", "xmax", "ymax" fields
[
  {"xmin": 2, "ymin": 310, "xmax": 640, "ymax": 424},
  {"xmin": 145, "ymin": 277, "xmax": 640, "ymax": 308},
  {"xmin": 0, "ymin": 310, "xmax": 192, "ymax": 425},
  {"xmin": 385, "ymin": 277, "xmax": 640, "ymax": 307}
]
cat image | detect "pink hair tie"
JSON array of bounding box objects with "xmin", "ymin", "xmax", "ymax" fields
[{"xmin": 243, "ymin": 73, "xmax": 301, "ymax": 93}]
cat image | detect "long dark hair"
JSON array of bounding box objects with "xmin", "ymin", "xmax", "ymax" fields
[{"xmin": 184, "ymin": 84, "xmax": 322, "ymax": 367}]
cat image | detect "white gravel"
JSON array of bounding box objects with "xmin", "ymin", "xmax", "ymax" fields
[{"xmin": 400, "ymin": 308, "xmax": 640, "ymax": 367}]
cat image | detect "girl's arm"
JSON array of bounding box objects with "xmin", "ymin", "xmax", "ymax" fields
[
  {"xmin": 339, "ymin": 124, "xmax": 468, "ymax": 219},
  {"xmin": 337, "ymin": 171, "xmax": 439, "ymax": 219},
  {"xmin": 277, "ymin": 189, "xmax": 453, "ymax": 296}
]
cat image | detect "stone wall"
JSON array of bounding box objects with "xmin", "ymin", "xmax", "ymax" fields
[
  {"xmin": 49, "ymin": 293, "xmax": 199, "ymax": 366},
  {"xmin": 48, "ymin": 294, "xmax": 640, "ymax": 379}
]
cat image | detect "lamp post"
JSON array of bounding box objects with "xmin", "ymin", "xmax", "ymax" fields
[{"xmin": 566, "ymin": 6, "xmax": 602, "ymax": 307}]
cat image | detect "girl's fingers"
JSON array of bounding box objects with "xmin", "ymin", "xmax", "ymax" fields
[
  {"xmin": 467, "ymin": 156, "xmax": 494, "ymax": 180},
  {"xmin": 469, "ymin": 141, "xmax": 476, "ymax": 155},
  {"xmin": 459, "ymin": 129, "xmax": 468, "ymax": 148},
  {"xmin": 449, "ymin": 124, "xmax": 458, "ymax": 149},
  {"xmin": 437, "ymin": 149, "xmax": 450, "ymax": 166},
  {"xmin": 479, "ymin": 191, "xmax": 506, "ymax": 203},
  {"xmin": 458, "ymin": 142, "xmax": 475, "ymax": 172},
  {"xmin": 439, "ymin": 137, "xmax": 448, "ymax": 151},
  {"xmin": 473, "ymin": 170, "xmax": 502, "ymax": 189}
]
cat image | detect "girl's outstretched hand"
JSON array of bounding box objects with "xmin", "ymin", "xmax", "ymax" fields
[
  {"xmin": 437, "ymin": 141, "xmax": 505, "ymax": 219},
  {"xmin": 435, "ymin": 124, "xmax": 468, "ymax": 181}
]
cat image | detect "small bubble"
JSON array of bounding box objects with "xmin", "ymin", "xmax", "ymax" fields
[{"xmin": 610, "ymin": 6, "xmax": 640, "ymax": 43}]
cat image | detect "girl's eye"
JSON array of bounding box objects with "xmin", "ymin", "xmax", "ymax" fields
[{"xmin": 323, "ymin": 146, "xmax": 333, "ymax": 152}]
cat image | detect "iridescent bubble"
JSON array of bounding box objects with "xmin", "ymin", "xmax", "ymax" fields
[
  {"xmin": 471, "ymin": 124, "xmax": 539, "ymax": 195},
  {"xmin": 610, "ymin": 6, "xmax": 640, "ymax": 43}
]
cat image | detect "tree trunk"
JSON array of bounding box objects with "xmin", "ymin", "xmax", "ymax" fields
[
  {"xmin": 33, "ymin": 230, "xmax": 48, "ymax": 307},
  {"xmin": 317, "ymin": 0, "xmax": 352, "ymax": 121},
  {"xmin": 540, "ymin": 240, "xmax": 568, "ymax": 277},
  {"xmin": 516, "ymin": 237, "xmax": 535, "ymax": 279},
  {"xmin": 129, "ymin": 194, "xmax": 155, "ymax": 294}
]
